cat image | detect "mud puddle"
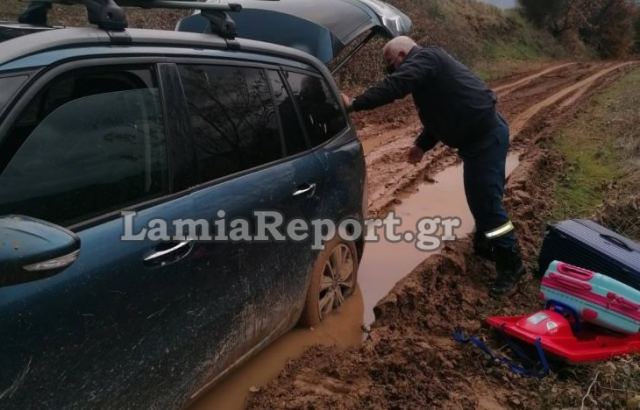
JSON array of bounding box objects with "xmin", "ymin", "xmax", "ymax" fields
[
  {"xmin": 359, "ymin": 152, "xmax": 521, "ymax": 325},
  {"xmin": 189, "ymin": 289, "xmax": 364, "ymax": 410}
]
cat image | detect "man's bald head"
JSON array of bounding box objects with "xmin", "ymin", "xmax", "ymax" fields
[{"xmin": 382, "ymin": 36, "xmax": 418, "ymax": 72}]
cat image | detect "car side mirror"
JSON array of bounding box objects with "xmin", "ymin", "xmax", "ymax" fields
[{"xmin": 0, "ymin": 215, "xmax": 80, "ymax": 287}]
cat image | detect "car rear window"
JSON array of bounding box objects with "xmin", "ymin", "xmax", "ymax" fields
[
  {"xmin": 283, "ymin": 71, "xmax": 347, "ymax": 147},
  {"xmin": 266, "ymin": 70, "xmax": 308, "ymax": 156}
]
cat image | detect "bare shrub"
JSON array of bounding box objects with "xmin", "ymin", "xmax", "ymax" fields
[
  {"xmin": 597, "ymin": 195, "xmax": 640, "ymax": 241},
  {"xmin": 519, "ymin": 0, "xmax": 638, "ymax": 58}
]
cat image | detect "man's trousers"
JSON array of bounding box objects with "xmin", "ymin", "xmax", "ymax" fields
[{"xmin": 459, "ymin": 114, "xmax": 517, "ymax": 250}]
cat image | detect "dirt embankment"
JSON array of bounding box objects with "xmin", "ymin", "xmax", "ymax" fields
[
  {"xmin": 246, "ymin": 62, "xmax": 638, "ymax": 409},
  {"xmin": 334, "ymin": 0, "xmax": 568, "ymax": 88}
]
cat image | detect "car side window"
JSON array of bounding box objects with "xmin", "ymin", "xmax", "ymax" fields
[
  {"xmin": 0, "ymin": 67, "xmax": 169, "ymax": 227},
  {"xmin": 178, "ymin": 65, "xmax": 283, "ymax": 184},
  {"xmin": 284, "ymin": 71, "xmax": 347, "ymax": 147},
  {"xmin": 0, "ymin": 74, "xmax": 29, "ymax": 114},
  {"xmin": 265, "ymin": 70, "xmax": 308, "ymax": 156}
]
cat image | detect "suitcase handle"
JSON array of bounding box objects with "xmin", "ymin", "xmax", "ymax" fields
[
  {"xmin": 556, "ymin": 262, "xmax": 594, "ymax": 281},
  {"xmin": 607, "ymin": 292, "xmax": 640, "ymax": 311},
  {"xmin": 547, "ymin": 273, "xmax": 593, "ymax": 291},
  {"xmin": 601, "ymin": 234, "xmax": 633, "ymax": 252}
]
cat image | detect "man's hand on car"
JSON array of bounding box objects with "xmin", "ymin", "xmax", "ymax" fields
[
  {"xmin": 407, "ymin": 145, "xmax": 425, "ymax": 165},
  {"xmin": 341, "ymin": 93, "xmax": 353, "ymax": 111}
]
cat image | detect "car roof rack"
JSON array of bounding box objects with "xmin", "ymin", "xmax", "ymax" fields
[{"xmin": 32, "ymin": 0, "xmax": 247, "ymax": 38}]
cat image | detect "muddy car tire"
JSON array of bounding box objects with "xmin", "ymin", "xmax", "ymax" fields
[{"xmin": 299, "ymin": 238, "xmax": 359, "ymax": 327}]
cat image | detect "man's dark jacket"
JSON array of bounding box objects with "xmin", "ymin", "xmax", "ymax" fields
[{"xmin": 352, "ymin": 46, "xmax": 499, "ymax": 152}]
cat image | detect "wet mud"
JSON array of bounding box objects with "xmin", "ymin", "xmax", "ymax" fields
[{"xmin": 190, "ymin": 289, "xmax": 364, "ymax": 410}]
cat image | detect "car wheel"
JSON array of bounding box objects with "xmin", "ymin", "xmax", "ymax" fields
[{"xmin": 299, "ymin": 238, "xmax": 359, "ymax": 326}]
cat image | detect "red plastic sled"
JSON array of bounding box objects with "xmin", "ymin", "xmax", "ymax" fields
[{"xmin": 487, "ymin": 309, "xmax": 640, "ymax": 364}]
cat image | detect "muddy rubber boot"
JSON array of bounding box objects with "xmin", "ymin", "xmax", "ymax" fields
[
  {"xmin": 490, "ymin": 245, "xmax": 525, "ymax": 296},
  {"xmin": 473, "ymin": 232, "xmax": 494, "ymax": 261}
]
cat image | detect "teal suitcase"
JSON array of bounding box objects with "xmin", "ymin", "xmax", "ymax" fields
[{"xmin": 541, "ymin": 261, "xmax": 640, "ymax": 334}]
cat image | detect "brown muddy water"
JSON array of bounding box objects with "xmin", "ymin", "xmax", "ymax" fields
[
  {"xmin": 359, "ymin": 152, "xmax": 521, "ymax": 325},
  {"xmin": 190, "ymin": 152, "xmax": 521, "ymax": 410},
  {"xmin": 190, "ymin": 288, "xmax": 364, "ymax": 410}
]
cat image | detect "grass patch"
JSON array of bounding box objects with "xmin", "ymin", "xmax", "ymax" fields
[
  {"xmin": 474, "ymin": 10, "xmax": 567, "ymax": 81},
  {"xmin": 551, "ymin": 67, "xmax": 640, "ymax": 224},
  {"xmin": 552, "ymin": 126, "xmax": 620, "ymax": 219}
]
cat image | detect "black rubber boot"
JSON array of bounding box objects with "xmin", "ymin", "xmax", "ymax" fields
[
  {"xmin": 491, "ymin": 245, "xmax": 525, "ymax": 296},
  {"xmin": 473, "ymin": 231, "xmax": 494, "ymax": 261},
  {"xmin": 18, "ymin": 2, "xmax": 51, "ymax": 26}
]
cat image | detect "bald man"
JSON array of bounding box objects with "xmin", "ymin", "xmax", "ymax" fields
[{"xmin": 342, "ymin": 36, "xmax": 524, "ymax": 296}]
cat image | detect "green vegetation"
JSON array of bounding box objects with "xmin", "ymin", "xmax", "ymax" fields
[
  {"xmin": 552, "ymin": 126, "xmax": 620, "ymax": 219},
  {"xmin": 400, "ymin": 0, "xmax": 570, "ymax": 78},
  {"xmin": 551, "ymin": 67, "xmax": 640, "ymax": 239},
  {"xmin": 474, "ymin": 10, "xmax": 567, "ymax": 81}
]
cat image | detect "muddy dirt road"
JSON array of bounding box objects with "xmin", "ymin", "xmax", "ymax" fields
[
  {"xmin": 359, "ymin": 61, "xmax": 634, "ymax": 217},
  {"xmin": 191, "ymin": 61, "xmax": 637, "ymax": 410}
]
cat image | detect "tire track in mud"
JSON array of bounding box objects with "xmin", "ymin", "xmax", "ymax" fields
[
  {"xmin": 493, "ymin": 62, "xmax": 577, "ymax": 97},
  {"xmin": 363, "ymin": 62, "xmax": 633, "ymax": 218},
  {"xmin": 246, "ymin": 61, "xmax": 639, "ymax": 410},
  {"xmin": 508, "ymin": 62, "xmax": 634, "ymax": 137}
]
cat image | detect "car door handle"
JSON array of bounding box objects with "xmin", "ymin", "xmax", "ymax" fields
[
  {"xmin": 293, "ymin": 183, "xmax": 316, "ymax": 198},
  {"xmin": 144, "ymin": 240, "xmax": 193, "ymax": 264}
]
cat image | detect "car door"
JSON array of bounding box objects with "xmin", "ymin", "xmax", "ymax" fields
[
  {"xmin": 172, "ymin": 62, "xmax": 327, "ymax": 385},
  {"xmin": 282, "ymin": 69, "xmax": 366, "ymax": 238},
  {"xmin": 0, "ymin": 61, "xmax": 218, "ymax": 409}
]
